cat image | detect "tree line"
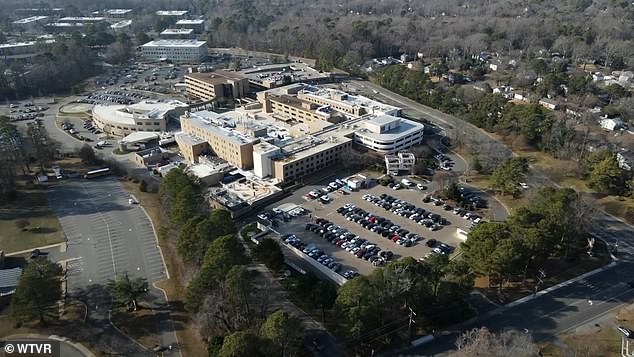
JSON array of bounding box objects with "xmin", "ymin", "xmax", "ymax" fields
[
  {"xmin": 462, "ymin": 187, "xmax": 596, "ymax": 291},
  {"xmin": 159, "ymin": 169, "xmax": 304, "ymax": 356}
]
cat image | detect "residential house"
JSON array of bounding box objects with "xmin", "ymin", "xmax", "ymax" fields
[
  {"xmin": 0, "ymin": 267, "xmax": 22, "ymax": 306},
  {"xmin": 538, "ymin": 98, "xmax": 559, "ymax": 110},
  {"xmin": 599, "ymin": 117, "xmax": 624, "ymax": 131},
  {"xmin": 617, "ymin": 150, "xmax": 634, "ymax": 171}
]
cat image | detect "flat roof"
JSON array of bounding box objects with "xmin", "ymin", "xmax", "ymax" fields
[
  {"xmin": 161, "ymin": 28, "xmax": 194, "ymax": 35},
  {"xmin": 299, "ymin": 85, "xmax": 400, "ymax": 116},
  {"xmin": 111, "ymin": 20, "xmax": 132, "ymax": 29},
  {"xmin": 59, "ymin": 17, "xmax": 105, "ymax": 21},
  {"xmin": 356, "ymin": 116, "xmax": 424, "ymax": 141},
  {"xmin": 93, "ymin": 100, "xmax": 188, "ymax": 126},
  {"xmin": 13, "ymin": 16, "xmax": 48, "ymax": 24},
  {"xmin": 156, "ymin": 10, "xmax": 188, "ymax": 16},
  {"xmin": 186, "ymin": 70, "xmax": 246, "ymax": 83},
  {"xmin": 175, "ymin": 132, "xmax": 207, "ymax": 146},
  {"xmin": 184, "ymin": 111, "xmax": 260, "ymax": 146},
  {"xmin": 142, "ymin": 39, "xmax": 206, "ymax": 48},
  {"xmin": 176, "ymin": 19, "xmax": 205, "ymax": 25},
  {"xmin": 106, "ymin": 9, "xmax": 133, "ymax": 15},
  {"xmin": 239, "ymin": 63, "xmax": 330, "ymax": 87},
  {"xmin": 47, "ymin": 22, "xmax": 85, "ymax": 27},
  {"xmin": 120, "ymin": 131, "xmax": 160, "ymax": 144}
]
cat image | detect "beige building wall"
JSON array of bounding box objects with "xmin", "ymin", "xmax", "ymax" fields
[
  {"xmin": 272, "ymin": 140, "xmax": 352, "ymax": 182},
  {"xmin": 175, "ymin": 135, "xmax": 209, "ymax": 163},
  {"xmin": 185, "ymin": 73, "xmax": 249, "ymax": 102},
  {"xmin": 268, "ymin": 97, "xmax": 324, "ymax": 122},
  {"xmin": 297, "ymin": 92, "xmax": 366, "ymax": 116},
  {"xmin": 180, "ymin": 117, "xmax": 254, "ymax": 169}
]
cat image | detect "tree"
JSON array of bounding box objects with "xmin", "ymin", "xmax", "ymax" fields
[
  {"xmin": 254, "ymin": 239, "xmax": 284, "ymax": 272},
  {"xmin": 586, "ymin": 154, "xmax": 626, "ymax": 195},
  {"xmin": 218, "ymin": 331, "xmax": 262, "ymax": 357},
  {"xmin": 134, "ymin": 31, "xmax": 150, "ymax": 46},
  {"xmin": 453, "ymin": 327, "xmax": 537, "ymax": 357},
  {"xmin": 490, "ymin": 157, "xmax": 529, "ymax": 196},
  {"xmin": 178, "ymin": 210, "xmax": 236, "ymax": 266},
  {"xmin": 261, "ymin": 310, "xmax": 304, "ymax": 357},
  {"xmin": 108, "ymin": 273, "xmax": 148, "ymax": 312},
  {"xmin": 78, "ymin": 144, "xmax": 96, "ymax": 163},
  {"xmin": 139, "ymin": 179, "xmax": 147, "ymax": 192},
  {"xmin": 11, "ymin": 257, "xmax": 63, "ymax": 324},
  {"xmin": 309, "ymin": 280, "xmax": 338, "ymax": 322}
]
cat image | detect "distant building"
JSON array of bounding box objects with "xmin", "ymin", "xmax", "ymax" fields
[
  {"xmin": 617, "ymin": 150, "xmax": 634, "ymax": 171},
  {"xmin": 105, "ymin": 9, "xmax": 134, "ymax": 18},
  {"xmin": 599, "ymin": 117, "xmax": 624, "ymax": 131},
  {"xmin": 0, "ymin": 40, "xmax": 55, "ymax": 64},
  {"xmin": 45, "ymin": 22, "xmax": 86, "ymax": 32},
  {"xmin": 175, "ymin": 19, "xmax": 205, "ymax": 33},
  {"xmin": 141, "ymin": 40, "xmax": 207, "ymax": 63},
  {"xmin": 185, "ymin": 71, "xmax": 249, "ymax": 102},
  {"xmin": 12, "ymin": 16, "xmax": 49, "ymax": 31},
  {"xmin": 110, "ymin": 20, "xmax": 132, "ymax": 33},
  {"xmin": 160, "ymin": 28, "xmax": 194, "ymax": 39},
  {"xmin": 58, "ymin": 17, "xmax": 105, "ymax": 23},
  {"xmin": 155, "ymin": 10, "xmax": 188, "ymax": 18},
  {"xmin": 15, "ymin": 8, "xmax": 63, "ymax": 17},
  {"xmin": 538, "ymin": 98, "xmax": 559, "ymax": 110}
]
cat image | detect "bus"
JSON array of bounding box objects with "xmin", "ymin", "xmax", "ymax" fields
[{"xmin": 84, "ymin": 168, "xmax": 111, "ymax": 179}]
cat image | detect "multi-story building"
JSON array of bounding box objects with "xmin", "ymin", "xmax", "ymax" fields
[
  {"xmin": 179, "ymin": 111, "xmax": 259, "ymax": 169},
  {"xmin": 155, "ymin": 10, "xmax": 188, "ymax": 18},
  {"xmin": 58, "ymin": 17, "xmax": 106, "ymax": 23},
  {"xmin": 160, "ymin": 28, "xmax": 194, "ymax": 39},
  {"xmin": 105, "ymin": 9, "xmax": 134, "ymax": 18},
  {"xmin": 185, "ymin": 71, "xmax": 249, "ymax": 102},
  {"xmin": 15, "ymin": 8, "xmax": 63, "ymax": 17},
  {"xmin": 141, "ymin": 40, "xmax": 207, "ymax": 63},
  {"xmin": 12, "ymin": 16, "xmax": 49, "ymax": 31},
  {"xmin": 110, "ymin": 20, "xmax": 132, "ymax": 33},
  {"xmin": 353, "ymin": 115, "xmax": 424, "ymax": 153},
  {"xmin": 175, "ymin": 19, "xmax": 205, "ymax": 33},
  {"xmin": 92, "ymin": 100, "xmax": 188, "ymax": 136},
  {"xmin": 0, "ymin": 40, "xmax": 54, "ymax": 64}
]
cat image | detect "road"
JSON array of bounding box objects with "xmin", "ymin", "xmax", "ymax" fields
[{"xmin": 43, "ymin": 177, "xmax": 178, "ymax": 356}]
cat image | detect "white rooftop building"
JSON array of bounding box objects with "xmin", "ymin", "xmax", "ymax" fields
[
  {"xmin": 110, "ymin": 20, "xmax": 132, "ymax": 32},
  {"xmin": 59, "ymin": 17, "xmax": 105, "ymax": 23},
  {"xmin": 105, "ymin": 9, "xmax": 133, "ymax": 17},
  {"xmin": 160, "ymin": 28, "xmax": 194, "ymax": 39},
  {"xmin": 141, "ymin": 40, "xmax": 208, "ymax": 63},
  {"xmin": 12, "ymin": 16, "xmax": 49, "ymax": 24},
  {"xmin": 156, "ymin": 10, "xmax": 188, "ymax": 17},
  {"xmin": 175, "ymin": 19, "xmax": 205, "ymax": 33},
  {"xmin": 92, "ymin": 100, "xmax": 189, "ymax": 136},
  {"xmin": 354, "ymin": 115, "xmax": 424, "ymax": 153}
]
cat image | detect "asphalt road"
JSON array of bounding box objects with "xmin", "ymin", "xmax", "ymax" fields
[{"xmin": 45, "ymin": 177, "xmax": 178, "ymax": 356}]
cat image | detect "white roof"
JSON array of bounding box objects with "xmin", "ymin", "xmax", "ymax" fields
[
  {"xmin": 111, "ymin": 20, "xmax": 132, "ymax": 29},
  {"xmin": 106, "ymin": 9, "xmax": 133, "ymax": 15},
  {"xmin": 59, "ymin": 17, "xmax": 105, "ymax": 21},
  {"xmin": 120, "ymin": 131, "xmax": 161, "ymax": 144},
  {"xmin": 93, "ymin": 100, "xmax": 188, "ymax": 126},
  {"xmin": 156, "ymin": 10, "xmax": 188, "ymax": 16},
  {"xmin": 176, "ymin": 19, "xmax": 204, "ymax": 25},
  {"xmin": 141, "ymin": 39, "xmax": 206, "ymax": 48},
  {"xmin": 13, "ymin": 16, "xmax": 48, "ymax": 24},
  {"xmin": 161, "ymin": 28, "xmax": 194, "ymax": 35}
]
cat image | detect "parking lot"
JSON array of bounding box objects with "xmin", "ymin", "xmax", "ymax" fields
[{"xmin": 274, "ymin": 178, "xmax": 485, "ymax": 278}]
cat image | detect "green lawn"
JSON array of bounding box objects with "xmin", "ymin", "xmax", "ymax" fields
[{"xmin": 0, "ymin": 190, "xmax": 64, "ymax": 253}]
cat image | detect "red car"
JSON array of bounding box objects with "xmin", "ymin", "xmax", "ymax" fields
[{"xmin": 391, "ymin": 235, "xmax": 401, "ymax": 242}]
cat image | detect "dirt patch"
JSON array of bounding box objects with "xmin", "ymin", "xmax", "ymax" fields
[{"xmin": 598, "ymin": 196, "xmax": 634, "ymax": 226}]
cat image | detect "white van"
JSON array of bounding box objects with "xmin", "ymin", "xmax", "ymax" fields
[{"xmin": 401, "ymin": 179, "xmax": 414, "ymax": 187}]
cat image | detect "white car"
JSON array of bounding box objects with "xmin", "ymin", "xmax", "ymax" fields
[
  {"xmin": 417, "ymin": 183, "xmax": 426, "ymax": 190},
  {"xmin": 393, "ymin": 184, "xmax": 402, "ymax": 190},
  {"xmin": 617, "ymin": 326, "xmax": 633, "ymax": 338},
  {"xmin": 272, "ymin": 208, "xmax": 283, "ymax": 214},
  {"xmin": 320, "ymin": 195, "xmax": 330, "ymax": 203}
]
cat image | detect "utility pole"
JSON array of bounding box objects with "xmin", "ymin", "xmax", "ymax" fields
[{"xmin": 408, "ymin": 306, "xmax": 417, "ymax": 345}]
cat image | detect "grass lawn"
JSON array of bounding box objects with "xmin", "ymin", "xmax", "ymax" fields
[
  {"xmin": 0, "ymin": 190, "xmax": 64, "ymax": 253},
  {"xmin": 598, "ymin": 195, "xmax": 634, "ymax": 226},
  {"xmin": 475, "ymin": 241, "xmax": 611, "ymax": 305},
  {"xmin": 111, "ymin": 307, "xmax": 161, "ymax": 348},
  {"xmin": 119, "ymin": 179, "xmax": 208, "ymax": 357},
  {"xmin": 466, "ymin": 175, "xmax": 527, "ymax": 213}
]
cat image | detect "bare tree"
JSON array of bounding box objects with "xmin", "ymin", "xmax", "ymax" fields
[{"xmin": 453, "ymin": 327, "xmax": 537, "ymax": 357}]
